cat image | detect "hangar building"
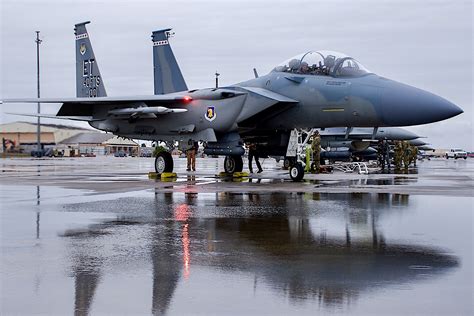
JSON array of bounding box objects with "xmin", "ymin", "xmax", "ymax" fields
[{"xmin": 0, "ymin": 121, "xmax": 91, "ymax": 153}]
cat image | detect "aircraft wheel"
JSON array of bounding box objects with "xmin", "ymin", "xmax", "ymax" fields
[
  {"xmin": 155, "ymin": 152, "xmax": 174, "ymax": 174},
  {"xmin": 289, "ymin": 163, "xmax": 305, "ymax": 182},
  {"xmin": 283, "ymin": 157, "xmax": 294, "ymax": 169},
  {"xmin": 224, "ymin": 156, "xmax": 243, "ymax": 173}
]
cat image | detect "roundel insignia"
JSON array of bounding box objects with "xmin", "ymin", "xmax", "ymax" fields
[
  {"xmin": 205, "ymin": 106, "xmax": 216, "ymax": 122},
  {"xmin": 79, "ymin": 43, "xmax": 87, "ymax": 55}
]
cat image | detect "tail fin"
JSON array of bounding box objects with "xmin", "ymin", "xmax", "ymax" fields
[
  {"xmin": 152, "ymin": 28, "xmax": 188, "ymax": 94},
  {"xmin": 74, "ymin": 21, "xmax": 107, "ymax": 98}
]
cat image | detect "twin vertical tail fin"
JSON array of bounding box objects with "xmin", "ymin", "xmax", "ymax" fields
[
  {"xmin": 74, "ymin": 21, "xmax": 107, "ymax": 98},
  {"xmin": 73, "ymin": 23, "xmax": 186, "ymax": 97},
  {"xmin": 152, "ymin": 29, "xmax": 188, "ymax": 95}
]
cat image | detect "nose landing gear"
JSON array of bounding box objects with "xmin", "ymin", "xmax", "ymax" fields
[{"xmin": 286, "ymin": 128, "xmax": 318, "ymax": 181}]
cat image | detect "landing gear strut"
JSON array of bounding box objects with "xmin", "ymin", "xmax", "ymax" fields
[
  {"xmin": 285, "ymin": 128, "xmax": 318, "ymax": 181},
  {"xmin": 224, "ymin": 156, "xmax": 243, "ymax": 173},
  {"xmin": 155, "ymin": 152, "xmax": 174, "ymax": 174}
]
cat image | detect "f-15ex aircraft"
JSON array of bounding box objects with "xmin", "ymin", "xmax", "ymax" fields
[{"xmin": 3, "ymin": 22, "xmax": 463, "ymax": 180}]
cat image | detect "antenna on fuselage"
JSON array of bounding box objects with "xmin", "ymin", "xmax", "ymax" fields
[{"xmin": 253, "ymin": 68, "xmax": 259, "ymax": 78}]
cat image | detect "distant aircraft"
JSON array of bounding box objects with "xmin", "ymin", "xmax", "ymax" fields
[
  {"xmin": 322, "ymin": 127, "xmax": 419, "ymax": 161},
  {"xmin": 3, "ymin": 22, "xmax": 463, "ymax": 180},
  {"xmin": 272, "ymin": 127, "xmax": 418, "ymax": 165}
]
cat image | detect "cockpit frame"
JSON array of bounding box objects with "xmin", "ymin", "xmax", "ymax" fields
[{"xmin": 273, "ymin": 51, "xmax": 372, "ymax": 78}]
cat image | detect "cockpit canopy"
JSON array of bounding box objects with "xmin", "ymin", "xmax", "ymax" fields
[{"xmin": 273, "ymin": 51, "xmax": 371, "ymax": 77}]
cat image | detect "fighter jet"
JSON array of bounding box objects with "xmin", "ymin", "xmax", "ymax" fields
[{"xmin": 3, "ymin": 22, "xmax": 463, "ymax": 180}]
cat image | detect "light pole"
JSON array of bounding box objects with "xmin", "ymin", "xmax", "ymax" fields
[
  {"xmin": 215, "ymin": 71, "xmax": 220, "ymax": 88},
  {"xmin": 35, "ymin": 31, "xmax": 42, "ymax": 154}
]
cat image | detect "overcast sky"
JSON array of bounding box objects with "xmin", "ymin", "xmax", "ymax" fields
[{"xmin": 1, "ymin": 0, "xmax": 472, "ymax": 149}]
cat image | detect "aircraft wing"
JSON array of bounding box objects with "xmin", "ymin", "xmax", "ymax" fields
[
  {"xmin": 2, "ymin": 95, "xmax": 191, "ymax": 118},
  {"xmin": 1, "ymin": 95, "xmax": 192, "ymax": 105},
  {"xmin": 6, "ymin": 112, "xmax": 99, "ymax": 121}
]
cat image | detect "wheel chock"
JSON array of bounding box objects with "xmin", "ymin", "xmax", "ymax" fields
[
  {"xmin": 148, "ymin": 172, "xmax": 177, "ymax": 180},
  {"xmin": 161, "ymin": 172, "xmax": 177, "ymax": 180},
  {"xmin": 218, "ymin": 172, "xmax": 249, "ymax": 178},
  {"xmin": 233, "ymin": 172, "xmax": 249, "ymax": 178},
  {"xmin": 148, "ymin": 172, "xmax": 159, "ymax": 179}
]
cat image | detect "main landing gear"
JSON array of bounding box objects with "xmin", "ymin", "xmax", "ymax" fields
[
  {"xmin": 224, "ymin": 155, "xmax": 243, "ymax": 173},
  {"xmin": 155, "ymin": 152, "xmax": 174, "ymax": 174},
  {"xmin": 154, "ymin": 151, "xmax": 244, "ymax": 176}
]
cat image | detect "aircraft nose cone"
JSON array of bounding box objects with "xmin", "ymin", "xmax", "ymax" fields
[{"xmin": 380, "ymin": 80, "xmax": 463, "ymax": 126}]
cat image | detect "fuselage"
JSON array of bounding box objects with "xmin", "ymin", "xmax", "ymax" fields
[
  {"xmin": 92, "ymin": 70, "xmax": 461, "ymax": 143},
  {"xmin": 90, "ymin": 49, "xmax": 462, "ymax": 144}
]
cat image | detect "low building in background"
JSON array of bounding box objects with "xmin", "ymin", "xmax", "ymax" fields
[
  {"xmin": 0, "ymin": 122, "xmax": 92, "ymax": 153},
  {"xmin": 1, "ymin": 121, "xmax": 139, "ymax": 156},
  {"xmin": 59, "ymin": 133, "xmax": 139, "ymax": 156}
]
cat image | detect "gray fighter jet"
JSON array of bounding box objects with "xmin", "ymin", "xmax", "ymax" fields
[
  {"xmin": 3, "ymin": 22, "xmax": 463, "ymax": 180},
  {"xmin": 318, "ymin": 127, "xmax": 419, "ymax": 162}
]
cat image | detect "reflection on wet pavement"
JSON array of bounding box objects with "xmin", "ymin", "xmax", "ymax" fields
[
  {"xmin": 3, "ymin": 186, "xmax": 472, "ymax": 315},
  {"xmin": 1, "ymin": 158, "xmax": 473, "ymax": 196},
  {"xmin": 1, "ymin": 158, "xmax": 473, "ymax": 315}
]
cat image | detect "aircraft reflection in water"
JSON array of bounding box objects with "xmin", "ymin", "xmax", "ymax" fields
[{"xmin": 60, "ymin": 191, "xmax": 458, "ymax": 315}]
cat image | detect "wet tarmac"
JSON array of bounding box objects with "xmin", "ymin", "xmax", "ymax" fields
[{"xmin": 1, "ymin": 157, "xmax": 473, "ymax": 315}]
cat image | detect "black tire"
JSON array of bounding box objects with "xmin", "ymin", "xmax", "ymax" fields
[
  {"xmin": 289, "ymin": 162, "xmax": 305, "ymax": 181},
  {"xmin": 224, "ymin": 156, "xmax": 243, "ymax": 173},
  {"xmin": 155, "ymin": 152, "xmax": 173, "ymax": 174}
]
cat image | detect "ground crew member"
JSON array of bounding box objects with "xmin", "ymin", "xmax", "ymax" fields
[
  {"xmin": 248, "ymin": 143, "xmax": 262, "ymax": 173},
  {"xmin": 377, "ymin": 140, "xmax": 383, "ymax": 168},
  {"xmin": 383, "ymin": 138, "xmax": 391, "ymax": 171},
  {"xmin": 305, "ymin": 137, "xmax": 313, "ymax": 172},
  {"xmin": 311, "ymin": 130, "xmax": 321, "ymax": 173},
  {"xmin": 394, "ymin": 141, "xmax": 403, "ymax": 170},
  {"xmin": 186, "ymin": 139, "xmax": 197, "ymax": 172},
  {"xmin": 403, "ymin": 141, "xmax": 411, "ymax": 170},
  {"xmin": 410, "ymin": 145, "xmax": 418, "ymax": 167}
]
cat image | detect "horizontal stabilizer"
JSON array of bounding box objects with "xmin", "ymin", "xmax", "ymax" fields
[{"xmin": 6, "ymin": 112, "xmax": 98, "ymax": 121}]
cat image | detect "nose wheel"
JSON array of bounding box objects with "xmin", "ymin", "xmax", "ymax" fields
[
  {"xmin": 224, "ymin": 156, "xmax": 243, "ymax": 173},
  {"xmin": 155, "ymin": 152, "xmax": 174, "ymax": 174},
  {"xmin": 289, "ymin": 163, "xmax": 304, "ymax": 181}
]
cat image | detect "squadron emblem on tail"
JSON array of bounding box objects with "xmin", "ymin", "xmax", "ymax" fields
[{"xmin": 79, "ymin": 43, "xmax": 86, "ymax": 55}]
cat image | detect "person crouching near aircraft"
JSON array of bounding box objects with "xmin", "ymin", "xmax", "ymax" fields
[
  {"xmin": 186, "ymin": 139, "xmax": 198, "ymax": 172},
  {"xmin": 247, "ymin": 142, "xmax": 263, "ymax": 173}
]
